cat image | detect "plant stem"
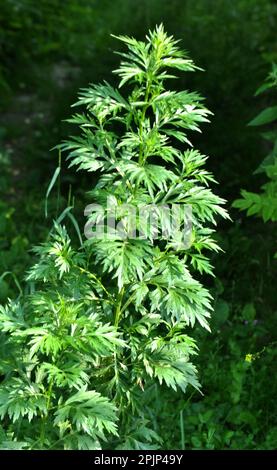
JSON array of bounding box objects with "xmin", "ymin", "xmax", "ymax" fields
[
  {"xmin": 114, "ymin": 287, "xmax": 125, "ymax": 328},
  {"xmin": 138, "ymin": 79, "xmax": 151, "ymax": 166},
  {"xmin": 56, "ymin": 149, "xmax": 62, "ymax": 218},
  {"xmin": 39, "ymin": 378, "xmax": 54, "ymax": 448},
  {"xmin": 180, "ymin": 409, "xmax": 185, "ymax": 450},
  {"xmin": 120, "ymin": 289, "xmax": 136, "ymax": 314},
  {"xmin": 77, "ymin": 266, "xmax": 114, "ymax": 301}
]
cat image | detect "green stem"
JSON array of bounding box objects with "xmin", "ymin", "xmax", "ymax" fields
[
  {"xmin": 39, "ymin": 378, "xmax": 54, "ymax": 448},
  {"xmin": 120, "ymin": 289, "xmax": 136, "ymax": 314},
  {"xmin": 55, "ymin": 149, "xmax": 62, "ymax": 218},
  {"xmin": 101, "ymin": 121, "xmax": 133, "ymax": 193},
  {"xmin": 180, "ymin": 409, "xmax": 185, "ymax": 450},
  {"xmin": 138, "ymin": 80, "xmax": 152, "ymax": 166},
  {"xmin": 77, "ymin": 266, "xmax": 114, "ymax": 302},
  {"xmin": 112, "ymin": 287, "xmax": 125, "ymax": 404},
  {"xmin": 114, "ymin": 287, "xmax": 125, "ymax": 328}
]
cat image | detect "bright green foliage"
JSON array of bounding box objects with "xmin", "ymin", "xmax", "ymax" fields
[
  {"xmin": 233, "ymin": 64, "xmax": 277, "ymax": 230},
  {"xmin": 0, "ymin": 25, "xmax": 228, "ymax": 449}
]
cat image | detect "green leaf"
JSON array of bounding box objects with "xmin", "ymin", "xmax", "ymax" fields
[
  {"xmin": 54, "ymin": 390, "xmax": 118, "ymax": 440},
  {"xmin": 248, "ymin": 106, "xmax": 277, "ymax": 126},
  {"xmin": 213, "ymin": 299, "xmax": 230, "ymax": 326},
  {"xmin": 242, "ymin": 303, "xmax": 256, "ymax": 322},
  {"xmin": 45, "ymin": 166, "xmax": 61, "ymax": 218}
]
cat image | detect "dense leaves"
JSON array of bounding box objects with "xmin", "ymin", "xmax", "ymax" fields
[
  {"xmin": 0, "ymin": 1, "xmax": 277, "ymax": 451},
  {"xmin": 234, "ymin": 65, "xmax": 277, "ymax": 233},
  {"xmin": 0, "ymin": 26, "xmax": 228, "ymax": 449}
]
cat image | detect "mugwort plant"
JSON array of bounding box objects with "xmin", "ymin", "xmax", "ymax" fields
[{"xmin": 0, "ymin": 25, "xmax": 228, "ymax": 449}]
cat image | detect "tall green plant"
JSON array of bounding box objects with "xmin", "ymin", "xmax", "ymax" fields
[
  {"xmin": 0, "ymin": 25, "xmax": 228, "ymax": 450},
  {"xmin": 233, "ymin": 64, "xmax": 277, "ymax": 240}
]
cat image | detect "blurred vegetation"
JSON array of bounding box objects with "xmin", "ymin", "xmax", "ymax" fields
[{"xmin": 0, "ymin": 0, "xmax": 276, "ymax": 449}]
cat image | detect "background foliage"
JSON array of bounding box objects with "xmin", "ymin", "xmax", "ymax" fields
[{"xmin": 0, "ymin": 0, "xmax": 276, "ymax": 449}]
